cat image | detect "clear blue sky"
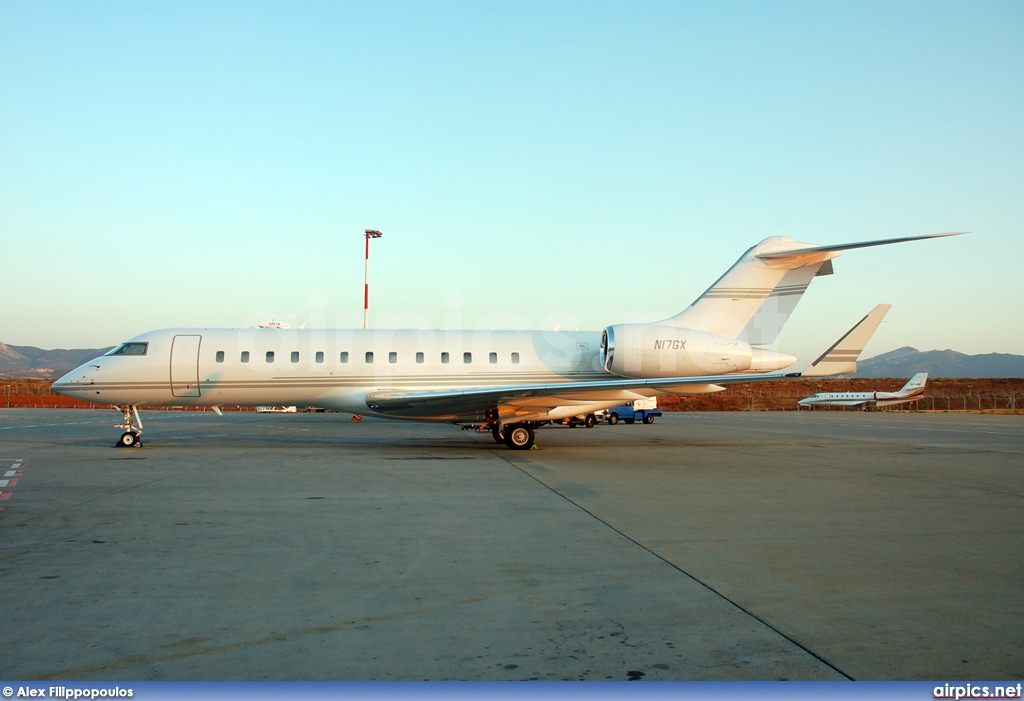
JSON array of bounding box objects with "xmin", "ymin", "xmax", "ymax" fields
[{"xmin": 2, "ymin": 1, "xmax": 1022, "ymax": 364}]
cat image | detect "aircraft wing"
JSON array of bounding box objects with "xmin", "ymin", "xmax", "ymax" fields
[{"xmin": 364, "ymin": 372, "xmax": 782, "ymax": 419}]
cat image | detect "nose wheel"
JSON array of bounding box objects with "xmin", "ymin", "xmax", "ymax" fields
[
  {"xmin": 114, "ymin": 405, "xmax": 144, "ymax": 448},
  {"xmin": 118, "ymin": 431, "xmax": 142, "ymax": 448}
]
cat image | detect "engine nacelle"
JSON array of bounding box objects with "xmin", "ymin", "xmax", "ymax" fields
[
  {"xmin": 600, "ymin": 324, "xmax": 754, "ymax": 378},
  {"xmin": 600, "ymin": 325, "xmax": 799, "ymax": 378}
]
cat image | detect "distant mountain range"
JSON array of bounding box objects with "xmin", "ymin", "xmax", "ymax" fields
[
  {"xmin": 2, "ymin": 341, "xmax": 1022, "ymax": 380},
  {"xmin": 0, "ymin": 342, "xmax": 113, "ymax": 379},
  {"xmin": 856, "ymin": 346, "xmax": 1024, "ymax": 378}
]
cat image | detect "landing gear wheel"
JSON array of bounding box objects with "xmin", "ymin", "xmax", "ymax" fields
[
  {"xmin": 567, "ymin": 418, "xmax": 578, "ymax": 428},
  {"xmin": 117, "ymin": 431, "xmax": 141, "ymax": 448},
  {"xmin": 114, "ymin": 405, "xmax": 144, "ymax": 448},
  {"xmin": 585, "ymin": 414, "xmax": 597, "ymax": 428},
  {"xmin": 608, "ymin": 413, "xmax": 619, "ymax": 425},
  {"xmin": 491, "ymin": 426, "xmax": 504, "ymax": 443},
  {"xmin": 643, "ymin": 414, "xmax": 656, "ymax": 424},
  {"xmin": 504, "ymin": 424, "xmax": 535, "ymax": 450}
]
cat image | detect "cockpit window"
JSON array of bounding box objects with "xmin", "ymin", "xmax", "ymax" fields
[{"xmin": 105, "ymin": 342, "xmax": 149, "ymax": 356}]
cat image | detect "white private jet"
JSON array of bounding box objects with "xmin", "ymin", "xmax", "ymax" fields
[
  {"xmin": 52, "ymin": 233, "xmax": 960, "ymax": 449},
  {"xmin": 798, "ymin": 373, "xmax": 929, "ymax": 410}
]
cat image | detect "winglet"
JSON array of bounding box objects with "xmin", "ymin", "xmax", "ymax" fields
[{"xmin": 801, "ymin": 304, "xmax": 891, "ymax": 377}]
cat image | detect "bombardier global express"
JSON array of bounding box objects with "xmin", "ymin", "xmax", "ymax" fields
[{"xmin": 52, "ymin": 233, "xmax": 960, "ymax": 449}]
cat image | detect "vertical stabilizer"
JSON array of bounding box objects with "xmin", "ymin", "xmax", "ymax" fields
[
  {"xmin": 658, "ymin": 237, "xmax": 833, "ymax": 340},
  {"xmin": 898, "ymin": 373, "xmax": 928, "ymax": 396}
]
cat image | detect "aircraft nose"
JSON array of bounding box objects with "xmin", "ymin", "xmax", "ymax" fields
[{"xmin": 52, "ymin": 363, "xmax": 101, "ymax": 396}]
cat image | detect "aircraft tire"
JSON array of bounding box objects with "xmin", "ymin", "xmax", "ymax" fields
[
  {"xmin": 585, "ymin": 414, "xmax": 596, "ymax": 428},
  {"xmin": 117, "ymin": 431, "xmax": 139, "ymax": 448},
  {"xmin": 608, "ymin": 413, "xmax": 619, "ymax": 425},
  {"xmin": 643, "ymin": 414, "xmax": 655, "ymax": 424},
  {"xmin": 491, "ymin": 426, "xmax": 504, "ymax": 443},
  {"xmin": 504, "ymin": 424, "xmax": 535, "ymax": 450}
]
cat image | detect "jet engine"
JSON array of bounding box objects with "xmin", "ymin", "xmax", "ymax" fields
[{"xmin": 600, "ymin": 325, "xmax": 796, "ymax": 378}]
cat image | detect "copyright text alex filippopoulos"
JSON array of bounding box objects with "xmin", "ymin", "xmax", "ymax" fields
[{"xmin": 3, "ymin": 688, "xmax": 132, "ymax": 700}]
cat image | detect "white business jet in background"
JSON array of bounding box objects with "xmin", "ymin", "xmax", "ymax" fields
[
  {"xmin": 798, "ymin": 373, "xmax": 929, "ymax": 410},
  {"xmin": 52, "ymin": 233, "xmax": 960, "ymax": 449}
]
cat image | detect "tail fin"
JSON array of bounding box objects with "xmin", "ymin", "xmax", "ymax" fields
[
  {"xmin": 898, "ymin": 373, "xmax": 928, "ymax": 395},
  {"xmin": 658, "ymin": 237, "xmax": 827, "ymax": 342},
  {"xmin": 800, "ymin": 304, "xmax": 891, "ymax": 377},
  {"xmin": 659, "ymin": 232, "xmax": 963, "ymax": 344}
]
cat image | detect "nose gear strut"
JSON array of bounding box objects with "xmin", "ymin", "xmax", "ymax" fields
[{"xmin": 115, "ymin": 405, "xmax": 144, "ymax": 448}]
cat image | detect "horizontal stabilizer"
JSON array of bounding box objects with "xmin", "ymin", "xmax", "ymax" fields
[
  {"xmin": 801, "ymin": 304, "xmax": 891, "ymax": 377},
  {"xmin": 757, "ymin": 232, "xmax": 965, "ymax": 261}
]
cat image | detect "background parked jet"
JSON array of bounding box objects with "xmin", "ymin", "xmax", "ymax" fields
[{"xmin": 798, "ymin": 373, "xmax": 929, "ymax": 409}]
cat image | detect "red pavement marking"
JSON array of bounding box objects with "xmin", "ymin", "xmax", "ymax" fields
[{"xmin": 0, "ymin": 458, "xmax": 25, "ymax": 515}]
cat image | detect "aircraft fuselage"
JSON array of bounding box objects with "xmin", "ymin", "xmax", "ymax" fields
[{"xmin": 54, "ymin": 327, "xmax": 621, "ymax": 421}]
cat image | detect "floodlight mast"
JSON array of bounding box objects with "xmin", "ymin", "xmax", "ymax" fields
[{"xmin": 364, "ymin": 229, "xmax": 383, "ymax": 329}]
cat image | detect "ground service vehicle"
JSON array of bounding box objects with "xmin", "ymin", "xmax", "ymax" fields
[{"xmin": 604, "ymin": 398, "xmax": 663, "ymax": 425}]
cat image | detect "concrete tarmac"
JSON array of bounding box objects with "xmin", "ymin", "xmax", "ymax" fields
[{"xmin": 0, "ymin": 409, "xmax": 1021, "ymax": 680}]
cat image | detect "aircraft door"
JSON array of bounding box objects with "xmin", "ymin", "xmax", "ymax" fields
[{"xmin": 170, "ymin": 334, "xmax": 202, "ymax": 397}]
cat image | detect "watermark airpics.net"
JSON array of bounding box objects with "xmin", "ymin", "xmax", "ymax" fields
[
  {"xmin": 3, "ymin": 689, "xmax": 132, "ymax": 700},
  {"xmin": 935, "ymin": 684, "xmax": 1023, "ymax": 699}
]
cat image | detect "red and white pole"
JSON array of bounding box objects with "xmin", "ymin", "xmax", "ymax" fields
[{"xmin": 363, "ymin": 229, "xmax": 382, "ymax": 329}]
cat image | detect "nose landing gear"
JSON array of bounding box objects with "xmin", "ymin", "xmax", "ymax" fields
[{"xmin": 115, "ymin": 405, "xmax": 144, "ymax": 448}]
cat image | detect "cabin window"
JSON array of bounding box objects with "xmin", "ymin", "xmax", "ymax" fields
[
  {"xmin": 241, "ymin": 351, "xmax": 250, "ymax": 363},
  {"xmin": 441, "ymin": 352, "xmax": 449, "ymax": 364},
  {"xmin": 315, "ymin": 351, "xmax": 324, "ymax": 363},
  {"xmin": 291, "ymin": 351, "xmax": 299, "ymax": 363},
  {"xmin": 365, "ymin": 351, "xmax": 374, "ymax": 363},
  {"xmin": 340, "ymin": 352, "xmax": 349, "ymax": 363},
  {"xmin": 266, "ymin": 351, "xmax": 275, "ymax": 363},
  {"xmin": 464, "ymin": 352, "xmax": 472, "ymax": 364},
  {"xmin": 216, "ymin": 351, "xmax": 225, "ymax": 363},
  {"xmin": 416, "ymin": 352, "xmax": 424, "ymax": 363},
  {"xmin": 489, "ymin": 352, "xmax": 497, "ymax": 364},
  {"xmin": 511, "ymin": 352, "xmax": 520, "ymax": 364},
  {"xmin": 106, "ymin": 342, "xmax": 148, "ymax": 356},
  {"xmin": 389, "ymin": 351, "xmax": 397, "ymax": 363}
]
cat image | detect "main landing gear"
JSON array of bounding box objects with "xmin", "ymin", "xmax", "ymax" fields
[
  {"xmin": 486, "ymin": 422, "xmax": 535, "ymax": 450},
  {"xmin": 471, "ymin": 409, "xmax": 536, "ymax": 450},
  {"xmin": 115, "ymin": 405, "xmax": 144, "ymax": 448},
  {"xmin": 503, "ymin": 423, "xmax": 535, "ymax": 450}
]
